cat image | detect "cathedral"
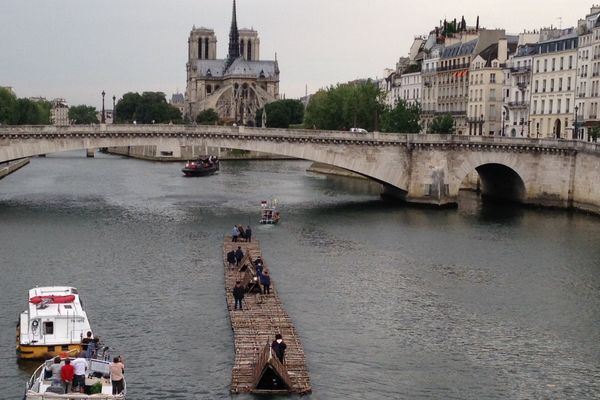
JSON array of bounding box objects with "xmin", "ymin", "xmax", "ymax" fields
[{"xmin": 185, "ymin": 0, "xmax": 280, "ymax": 125}]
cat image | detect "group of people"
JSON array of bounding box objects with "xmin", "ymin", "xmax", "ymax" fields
[
  {"xmin": 227, "ymin": 246, "xmax": 245, "ymax": 270},
  {"xmin": 231, "ymin": 225, "xmax": 252, "ymax": 242},
  {"xmin": 44, "ymin": 339, "xmax": 125, "ymax": 395}
]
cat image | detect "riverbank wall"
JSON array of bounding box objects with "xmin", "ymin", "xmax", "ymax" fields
[{"xmin": 0, "ymin": 158, "xmax": 30, "ymax": 180}]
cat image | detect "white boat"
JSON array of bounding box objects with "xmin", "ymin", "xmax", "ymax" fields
[
  {"xmin": 17, "ymin": 287, "xmax": 93, "ymax": 360},
  {"xmin": 260, "ymin": 199, "xmax": 280, "ymax": 225},
  {"xmin": 24, "ymin": 351, "xmax": 126, "ymax": 399}
]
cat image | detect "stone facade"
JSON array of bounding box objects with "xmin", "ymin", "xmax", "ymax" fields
[{"xmin": 185, "ymin": 0, "xmax": 279, "ymax": 125}]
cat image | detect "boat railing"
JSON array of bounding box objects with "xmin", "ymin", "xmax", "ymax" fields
[{"xmin": 26, "ymin": 362, "xmax": 46, "ymax": 391}]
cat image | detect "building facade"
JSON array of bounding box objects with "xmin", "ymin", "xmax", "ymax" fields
[
  {"xmin": 185, "ymin": 0, "xmax": 279, "ymax": 125},
  {"xmin": 530, "ymin": 31, "xmax": 578, "ymax": 139}
]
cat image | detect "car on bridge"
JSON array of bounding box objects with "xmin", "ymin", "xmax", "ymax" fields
[{"xmin": 350, "ymin": 127, "xmax": 368, "ymax": 133}]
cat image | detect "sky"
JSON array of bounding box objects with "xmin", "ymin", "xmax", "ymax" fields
[{"xmin": 0, "ymin": 0, "xmax": 595, "ymax": 108}]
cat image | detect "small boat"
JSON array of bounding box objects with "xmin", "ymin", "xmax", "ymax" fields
[
  {"xmin": 182, "ymin": 156, "xmax": 219, "ymax": 177},
  {"xmin": 24, "ymin": 349, "xmax": 126, "ymax": 399},
  {"xmin": 17, "ymin": 287, "xmax": 93, "ymax": 360},
  {"xmin": 260, "ymin": 199, "xmax": 280, "ymax": 225}
]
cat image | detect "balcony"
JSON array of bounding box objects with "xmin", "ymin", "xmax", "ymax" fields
[
  {"xmin": 589, "ymin": 115, "xmax": 597, "ymax": 120},
  {"xmin": 510, "ymin": 66, "xmax": 531, "ymax": 74},
  {"xmin": 507, "ymin": 101, "xmax": 528, "ymax": 108}
]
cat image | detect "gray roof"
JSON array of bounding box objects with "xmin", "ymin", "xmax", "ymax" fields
[
  {"xmin": 441, "ymin": 39, "xmax": 477, "ymax": 59},
  {"xmin": 195, "ymin": 57, "xmax": 279, "ymax": 79}
]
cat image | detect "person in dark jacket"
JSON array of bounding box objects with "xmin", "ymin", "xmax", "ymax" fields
[
  {"xmin": 245, "ymin": 226, "xmax": 252, "ymax": 242},
  {"xmin": 261, "ymin": 269, "xmax": 271, "ymax": 294},
  {"xmin": 232, "ymin": 281, "xmax": 245, "ymax": 310},
  {"xmin": 235, "ymin": 246, "xmax": 244, "ymax": 266},
  {"xmin": 271, "ymin": 334, "xmax": 287, "ymax": 363},
  {"xmin": 227, "ymin": 249, "xmax": 237, "ymax": 270}
]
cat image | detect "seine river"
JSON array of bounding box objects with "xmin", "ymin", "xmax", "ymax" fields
[{"xmin": 1, "ymin": 152, "xmax": 599, "ymax": 399}]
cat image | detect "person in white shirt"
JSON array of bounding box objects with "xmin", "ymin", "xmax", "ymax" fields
[{"xmin": 71, "ymin": 353, "xmax": 88, "ymax": 393}]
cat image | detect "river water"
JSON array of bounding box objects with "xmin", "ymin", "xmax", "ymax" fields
[{"xmin": 0, "ymin": 152, "xmax": 599, "ymax": 399}]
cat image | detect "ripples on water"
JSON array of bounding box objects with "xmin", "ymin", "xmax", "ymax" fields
[{"xmin": 0, "ymin": 152, "xmax": 599, "ymax": 399}]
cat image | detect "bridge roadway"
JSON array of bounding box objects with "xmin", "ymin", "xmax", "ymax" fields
[{"xmin": 2, "ymin": 124, "xmax": 600, "ymax": 214}]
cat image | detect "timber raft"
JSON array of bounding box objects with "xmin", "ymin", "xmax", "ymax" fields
[{"xmin": 223, "ymin": 237, "xmax": 312, "ymax": 395}]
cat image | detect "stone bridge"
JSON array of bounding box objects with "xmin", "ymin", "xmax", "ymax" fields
[{"xmin": 2, "ymin": 124, "xmax": 600, "ymax": 213}]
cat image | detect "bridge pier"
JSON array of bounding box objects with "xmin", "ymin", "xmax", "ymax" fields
[{"xmin": 86, "ymin": 148, "xmax": 95, "ymax": 158}]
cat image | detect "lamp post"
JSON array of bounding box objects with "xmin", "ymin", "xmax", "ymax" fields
[
  {"xmin": 112, "ymin": 95, "xmax": 116, "ymax": 124},
  {"xmin": 574, "ymin": 105, "xmax": 579, "ymax": 140},
  {"xmin": 502, "ymin": 110, "xmax": 506, "ymax": 136},
  {"xmin": 101, "ymin": 91, "xmax": 106, "ymax": 124}
]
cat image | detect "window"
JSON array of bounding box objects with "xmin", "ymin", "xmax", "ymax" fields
[
  {"xmin": 569, "ymin": 56, "xmax": 573, "ymax": 69},
  {"xmin": 542, "ymin": 79, "xmax": 547, "ymax": 92},
  {"xmin": 541, "ymin": 100, "xmax": 546, "ymax": 114},
  {"xmin": 559, "ymin": 78, "xmax": 563, "ymax": 91},
  {"xmin": 557, "ymin": 99, "xmax": 562, "ymax": 114},
  {"xmin": 550, "ymin": 79, "xmax": 554, "ymax": 92},
  {"xmin": 544, "ymin": 59, "xmax": 548, "ymax": 72},
  {"xmin": 43, "ymin": 321, "xmax": 54, "ymax": 335},
  {"xmin": 535, "ymin": 80, "xmax": 539, "ymax": 92},
  {"xmin": 566, "ymin": 98, "xmax": 571, "ymax": 113},
  {"xmin": 560, "ymin": 57, "xmax": 564, "ymax": 70},
  {"xmin": 536, "ymin": 60, "xmax": 540, "ymax": 73},
  {"xmin": 552, "ymin": 58, "xmax": 556, "ymax": 71},
  {"xmin": 549, "ymin": 99, "xmax": 554, "ymax": 114},
  {"xmin": 490, "ymin": 73, "xmax": 496, "ymax": 83},
  {"xmin": 533, "ymin": 100, "xmax": 538, "ymax": 114},
  {"xmin": 490, "ymin": 88, "xmax": 496, "ymax": 101},
  {"xmin": 568, "ymin": 77, "xmax": 572, "ymax": 90}
]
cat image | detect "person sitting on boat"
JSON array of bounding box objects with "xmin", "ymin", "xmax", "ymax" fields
[
  {"xmin": 109, "ymin": 356, "xmax": 125, "ymax": 395},
  {"xmin": 231, "ymin": 226, "xmax": 239, "ymax": 242},
  {"xmin": 235, "ymin": 246, "xmax": 244, "ymax": 266},
  {"xmin": 71, "ymin": 352, "xmax": 88, "ymax": 393}
]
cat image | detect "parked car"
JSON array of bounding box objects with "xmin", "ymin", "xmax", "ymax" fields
[{"xmin": 350, "ymin": 127, "xmax": 368, "ymax": 133}]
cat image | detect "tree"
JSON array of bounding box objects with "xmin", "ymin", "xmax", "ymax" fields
[
  {"xmin": 380, "ymin": 100, "xmax": 421, "ymax": 133},
  {"xmin": 196, "ymin": 108, "xmax": 219, "ymax": 125},
  {"xmin": 15, "ymin": 98, "xmax": 50, "ymax": 125},
  {"xmin": 255, "ymin": 99, "xmax": 304, "ymax": 128},
  {"xmin": 304, "ymin": 81, "xmax": 383, "ymax": 131},
  {"xmin": 429, "ymin": 114, "xmax": 455, "ymax": 134},
  {"xmin": 115, "ymin": 91, "xmax": 182, "ymax": 124},
  {"xmin": 0, "ymin": 87, "xmax": 18, "ymax": 124},
  {"xmin": 68, "ymin": 105, "xmax": 99, "ymax": 124}
]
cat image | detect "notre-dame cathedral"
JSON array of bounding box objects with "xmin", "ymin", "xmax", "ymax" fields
[{"xmin": 185, "ymin": 0, "xmax": 280, "ymax": 125}]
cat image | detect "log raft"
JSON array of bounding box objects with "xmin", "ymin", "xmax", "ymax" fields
[{"xmin": 223, "ymin": 237, "xmax": 312, "ymax": 395}]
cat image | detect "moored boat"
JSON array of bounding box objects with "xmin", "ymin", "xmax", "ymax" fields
[
  {"xmin": 24, "ymin": 350, "xmax": 126, "ymax": 399},
  {"xmin": 17, "ymin": 287, "xmax": 93, "ymax": 360},
  {"xmin": 260, "ymin": 199, "xmax": 280, "ymax": 224},
  {"xmin": 182, "ymin": 156, "xmax": 219, "ymax": 177}
]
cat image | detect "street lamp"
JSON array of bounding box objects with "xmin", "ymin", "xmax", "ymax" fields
[
  {"xmin": 574, "ymin": 105, "xmax": 579, "ymax": 140},
  {"xmin": 502, "ymin": 110, "xmax": 506, "ymax": 136},
  {"xmin": 101, "ymin": 91, "xmax": 106, "ymax": 124},
  {"xmin": 112, "ymin": 95, "xmax": 116, "ymax": 124}
]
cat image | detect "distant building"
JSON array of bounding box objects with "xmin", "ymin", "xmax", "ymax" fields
[
  {"xmin": 170, "ymin": 93, "xmax": 186, "ymax": 117},
  {"xmin": 50, "ymin": 98, "xmax": 69, "ymax": 126},
  {"xmin": 185, "ymin": 0, "xmax": 280, "ymax": 125}
]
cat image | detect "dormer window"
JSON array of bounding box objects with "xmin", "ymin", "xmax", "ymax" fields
[
  {"xmin": 259, "ymin": 69, "xmax": 265, "ymax": 79},
  {"xmin": 206, "ymin": 69, "xmax": 212, "ymax": 77}
]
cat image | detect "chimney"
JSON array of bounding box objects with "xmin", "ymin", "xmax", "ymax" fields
[{"xmin": 498, "ymin": 38, "xmax": 508, "ymax": 64}]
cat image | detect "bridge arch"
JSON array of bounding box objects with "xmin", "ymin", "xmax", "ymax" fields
[{"xmin": 452, "ymin": 153, "xmax": 528, "ymax": 203}]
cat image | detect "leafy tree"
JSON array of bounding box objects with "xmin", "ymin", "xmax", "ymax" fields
[
  {"xmin": 15, "ymin": 98, "xmax": 50, "ymax": 125},
  {"xmin": 429, "ymin": 114, "xmax": 455, "ymax": 134},
  {"xmin": 0, "ymin": 87, "xmax": 18, "ymax": 124},
  {"xmin": 380, "ymin": 100, "xmax": 421, "ymax": 133},
  {"xmin": 255, "ymin": 99, "xmax": 304, "ymax": 128},
  {"xmin": 68, "ymin": 105, "xmax": 99, "ymax": 124},
  {"xmin": 304, "ymin": 81, "xmax": 383, "ymax": 131},
  {"xmin": 115, "ymin": 91, "xmax": 182, "ymax": 124},
  {"xmin": 196, "ymin": 108, "xmax": 219, "ymax": 125}
]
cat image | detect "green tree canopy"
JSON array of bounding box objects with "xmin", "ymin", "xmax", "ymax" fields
[
  {"xmin": 255, "ymin": 99, "xmax": 304, "ymax": 128},
  {"xmin": 68, "ymin": 105, "xmax": 99, "ymax": 124},
  {"xmin": 429, "ymin": 114, "xmax": 455, "ymax": 134},
  {"xmin": 0, "ymin": 88, "xmax": 18, "ymax": 124},
  {"xmin": 115, "ymin": 92, "xmax": 182, "ymax": 124},
  {"xmin": 304, "ymin": 81, "xmax": 383, "ymax": 131},
  {"xmin": 380, "ymin": 100, "xmax": 421, "ymax": 133},
  {"xmin": 196, "ymin": 108, "xmax": 219, "ymax": 125},
  {"xmin": 14, "ymin": 98, "xmax": 50, "ymax": 125}
]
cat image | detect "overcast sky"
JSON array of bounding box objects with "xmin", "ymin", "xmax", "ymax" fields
[{"xmin": 0, "ymin": 0, "xmax": 594, "ymax": 108}]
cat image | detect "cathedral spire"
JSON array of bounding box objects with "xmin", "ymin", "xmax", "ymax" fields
[{"xmin": 226, "ymin": 0, "xmax": 240, "ymax": 69}]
